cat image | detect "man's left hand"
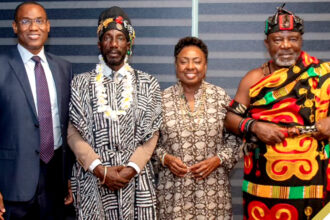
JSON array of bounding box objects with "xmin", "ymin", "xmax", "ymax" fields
[
  {"xmin": 64, "ymin": 180, "xmax": 73, "ymax": 205},
  {"xmin": 118, "ymin": 166, "xmax": 137, "ymax": 182},
  {"xmin": 189, "ymin": 156, "xmax": 221, "ymax": 180},
  {"xmin": 0, "ymin": 192, "xmax": 5, "ymax": 220},
  {"xmin": 313, "ymin": 117, "xmax": 330, "ymax": 140}
]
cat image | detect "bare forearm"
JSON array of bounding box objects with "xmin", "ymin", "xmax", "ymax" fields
[
  {"xmin": 224, "ymin": 112, "xmax": 243, "ymax": 135},
  {"xmin": 67, "ymin": 122, "xmax": 100, "ymax": 170},
  {"xmin": 129, "ymin": 131, "xmax": 159, "ymax": 171}
]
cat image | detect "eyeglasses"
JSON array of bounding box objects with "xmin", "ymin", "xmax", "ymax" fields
[{"xmin": 17, "ymin": 18, "xmax": 47, "ymax": 27}]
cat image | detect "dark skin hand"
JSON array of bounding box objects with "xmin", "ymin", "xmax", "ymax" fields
[
  {"xmin": 0, "ymin": 192, "xmax": 5, "ymax": 220},
  {"xmin": 164, "ymin": 154, "xmax": 188, "ymax": 177},
  {"xmin": 251, "ymin": 121, "xmax": 286, "ymax": 145},
  {"xmin": 94, "ymin": 165, "xmax": 129, "ymax": 191},
  {"xmin": 0, "ymin": 183, "xmax": 74, "ymax": 218},
  {"xmin": 118, "ymin": 166, "xmax": 137, "ymax": 183},
  {"xmin": 313, "ymin": 117, "xmax": 330, "ymax": 141},
  {"xmin": 190, "ymin": 156, "xmax": 221, "ymax": 180},
  {"xmin": 64, "ymin": 180, "xmax": 73, "ymax": 206}
]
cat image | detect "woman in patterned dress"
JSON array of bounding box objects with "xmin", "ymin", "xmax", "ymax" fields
[{"xmin": 155, "ymin": 37, "xmax": 241, "ymax": 220}]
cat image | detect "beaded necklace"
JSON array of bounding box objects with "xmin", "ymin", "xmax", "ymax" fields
[
  {"xmin": 94, "ymin": 55, "xmax": 133, "ymax": 121},
  {"xmin": 178, "ymin": 81, "xmax": 206, "ymax": 132}
]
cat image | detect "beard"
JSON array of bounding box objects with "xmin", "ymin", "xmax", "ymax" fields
[
  {"xmin": 273, "ymin": 50, "xmax": 300, "ymax": 67},
  {"xmin": 101, "ymin": 48, "xmax": 126, "ymax": 68}
]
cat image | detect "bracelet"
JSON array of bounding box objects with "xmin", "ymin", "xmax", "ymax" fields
[
  {"xmin": 238, "ymin": 117, "xmax": 256, "ymax": 135},
  {"xmin": 161, "ymin": 153, "xmax": 167, "ymax": 167},
  {"xmin": 227, "ymin": 100, "xmax": 248, "ymax": 117},
  {"xmin": 101, "ymin": 166, "xmax": 107, "ymax": 185},
  {"xmin": 217, "ymin": 153, "xmax": 222, "ymax": 164}
]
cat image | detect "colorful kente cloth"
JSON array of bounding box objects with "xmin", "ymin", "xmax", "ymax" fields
[{"xmin": 243, "ymin": 52, "xmax": 330, "ymax": 220}]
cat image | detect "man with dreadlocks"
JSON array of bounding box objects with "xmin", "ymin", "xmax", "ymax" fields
[
  {"xmin": 225, "ymin": 4, "xmax": 330, "ymax": 219},
  {"xmin": 67, "ymin": 6, "xmax": 162, "ymax": 219}
]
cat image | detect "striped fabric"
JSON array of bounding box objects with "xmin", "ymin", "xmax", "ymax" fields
[
  {"xmin": 242, "ymin": 180, "xmax": 324, "ymax": 199},
  {"xmin": 69, "ymin": 68, "xmax": 162, "ymax": 219},
  {"xmin": 1, "ymin": 1, "xmax": 329, "ymax": 219}
]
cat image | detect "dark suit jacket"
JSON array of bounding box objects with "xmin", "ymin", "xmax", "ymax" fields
[{"xmin": 0, "ymin": 46, "xmax": 73, "ymax": 202}]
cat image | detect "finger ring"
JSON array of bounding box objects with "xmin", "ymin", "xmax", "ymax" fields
[{"xmin": 280, "ymin": 129, "xmax": 288, "ymax": 137}]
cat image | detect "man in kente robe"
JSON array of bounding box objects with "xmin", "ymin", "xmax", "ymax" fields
[{"xmin": 225, "ymin": 4, "xmax": 330, "ymax": 220}]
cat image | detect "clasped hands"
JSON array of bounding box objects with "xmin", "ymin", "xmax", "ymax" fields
[
  {"xmin": 93, "ymin": 165, "xmax": 137, "ymax": 191},
  {"xmin": 164, "ymin": 154, "xmax": 221, "ymax": 180}
]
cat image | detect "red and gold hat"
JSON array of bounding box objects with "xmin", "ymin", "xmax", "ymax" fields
[{"xmin": 265, "ymin": 3, "xmax": 304, "ymax": 35}]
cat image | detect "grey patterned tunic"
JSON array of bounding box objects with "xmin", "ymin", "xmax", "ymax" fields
[
  {"xmin": 155, "ymin": 82, "xmax": 240, "ymax": 220},
  {"xmin": 69, "ymin": 68, "xmax": 162, "ymax": 220}
]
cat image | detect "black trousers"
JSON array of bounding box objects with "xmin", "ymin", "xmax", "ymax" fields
[{"xmin": 4, "ymin": 148, "xmax": 65, "ymax": 220}]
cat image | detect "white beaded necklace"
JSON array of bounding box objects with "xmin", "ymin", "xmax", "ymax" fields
[{"xmin": 94, "ymin": 55, "xmax": 133, "ymax": 121}]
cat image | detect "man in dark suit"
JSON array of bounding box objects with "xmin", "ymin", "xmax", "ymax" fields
[{"xmin": 0, "ymin": 2, "xmax": 73, "ymax": 219}]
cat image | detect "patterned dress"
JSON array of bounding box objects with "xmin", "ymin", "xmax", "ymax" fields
[
  {"xmin": 69, "ymin": 66, "xmax": 162, "ymax": 220},
  {"xmin": 243, "ymin": 52, "xmax": 330, "ymax": 219},
  {"xmin": 155, "ymin": 81, "xmax": 241, "ymax": 220}
]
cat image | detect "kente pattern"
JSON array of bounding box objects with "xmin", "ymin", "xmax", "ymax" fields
[
  {"xmin": 242, "ymin": 180, "xmax": 323, "ymax": 199},
  {"xmin": 247, "ymin": 201, "xmax": 298, "ymax": 220},
  {"xmin": 243, "ymin": 52, "xmax": 330, "ymax": 220}
]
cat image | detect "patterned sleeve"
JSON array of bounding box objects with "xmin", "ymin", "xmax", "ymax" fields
[
  {"xmin": 219, "ymin": 129, "xmax": 242, "ymax": 172},
  {"xmin": 153, "ymin": 89, "xmax": 169, "ymax": 169},
  {"xmin": 142, "ymin": 75, "xmax": 162, "ymax": 143},
  {"xmin": 152, "ymin": 132, "xmax": 166, "ymax": 173},
  {"xmin": 154, "ymin": 131, "xmax": 167, "ymax": 165},
  {"xmin": 69, "ymin": 73, "xmax": 93, "ymax": 144},
  {"xmin": 217, "ymin": 90, "xmax": 242, "ymax": 172}
]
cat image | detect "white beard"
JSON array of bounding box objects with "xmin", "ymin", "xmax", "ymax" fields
[{"xmin": 273, "ymin": 51, "xmax": 300, "ymax": 67}]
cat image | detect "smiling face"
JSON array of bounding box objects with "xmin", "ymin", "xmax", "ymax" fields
[
  {"xmin": 98, "ymin": 29, "xmax": 130, "ymax": 71},
  {"xmin": 12, "ymin": 3, "xmax": 50, "ymax": 55},
  {"xmin": 265, "ymin": 31, "xmax": 302, "ymax": 68},
  {"xmin": 175, "ymin": 45, "xmax": 207, "ymax": 88}
]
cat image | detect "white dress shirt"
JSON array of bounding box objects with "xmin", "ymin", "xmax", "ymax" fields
[{"xmin": 17, "ymin": 44, "xmax": 62, "ymax": 150}]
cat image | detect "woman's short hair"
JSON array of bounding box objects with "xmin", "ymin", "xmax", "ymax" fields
[{"xmin": 174, "ymin": 36, "xmax": 208, "ymax": 62}]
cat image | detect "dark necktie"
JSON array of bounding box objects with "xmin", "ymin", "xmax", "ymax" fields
[{"xmin": 32, "ymin": 56, "xmax": 54, "ymax": 163}]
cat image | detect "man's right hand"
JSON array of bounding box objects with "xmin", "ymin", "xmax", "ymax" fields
[
  {"xmin": 0, "ymin": 192, "xmax": 5, "ymax": 220},
  {"xmin": 93, "ymin": 165, "xmax": 129, "ymax": 191},
  {"xmin": 164, "ymin": 154, "xmax": 188, "ymax": 177},
  {"xmin": 251, "ymin": 121, "xmax": 286, "ymax": 145}
]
